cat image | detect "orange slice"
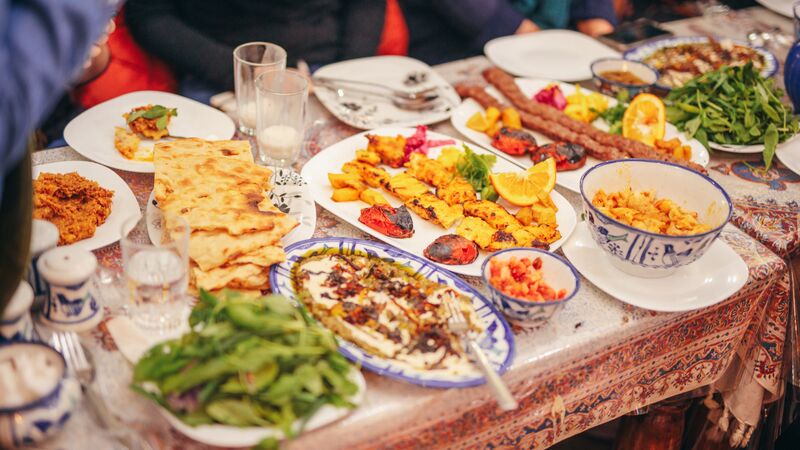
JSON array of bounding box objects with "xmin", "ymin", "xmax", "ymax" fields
[
  {"xmin": 490, "ymin": 158, "xmax": 556, "ymax": 206},
  {"xmin": 466, "ymin": 112, "xmax": 488, "ymax": 132},
  {"xmin": 622, "ymin": 93, "xmax": 666, "ymax": 147}
]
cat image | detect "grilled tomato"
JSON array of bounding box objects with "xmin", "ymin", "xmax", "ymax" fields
[
  {"xmin": 533, "ymin": 142, "xmax": 587, "ymax": 171},
  {"xmin": 424, "ymin": 235, "xmax": 479, "ymax": 265},
  {"xmin": 492, "ymin": 127, "xmax": 538, "ymax": 156},
  {"xmin": 358, "ymin": 205, "xmax": 415, "ymax": 238}
]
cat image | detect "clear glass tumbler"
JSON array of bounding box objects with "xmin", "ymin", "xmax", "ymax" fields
[
  {"xmin": 120, "ymin": 213, "xmax": 190, "ymax": 334},
  {"xmin": 233, "ymin": 42, "xmax": 287, "ymax": 136},
  {"xmin": 255, "ymin": 69, "xmax": 309, "ymax": 167}
]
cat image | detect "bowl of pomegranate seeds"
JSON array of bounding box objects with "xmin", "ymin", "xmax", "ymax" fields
[{"xmin": 482, "ymin": 248, "xmax": 579, "ymax": 323}]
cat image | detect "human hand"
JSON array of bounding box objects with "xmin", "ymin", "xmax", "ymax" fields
[
  {"xmin": 577, "ymin": 18, "xmax": 614, "ymax": 38},
  {"xmin": 515, "ymin": 19, "xmax": 540, "ymax": 35}
]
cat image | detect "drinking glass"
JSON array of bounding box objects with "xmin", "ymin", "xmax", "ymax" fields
[
  {"xmin": 255, "ymin": 69, "xmax": 309, "ymax": 167},
  {"xmin": 120, "ymin": 213, "xmax": 190, "ymax": 334},
  {"xmin": 233, "ymin": 42, "xmax": 287, "ymax": 136}
]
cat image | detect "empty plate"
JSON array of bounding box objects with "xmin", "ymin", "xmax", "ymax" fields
[{"xmin": 484, "ymin": 30, "xmax": 620, "ymax": 81}]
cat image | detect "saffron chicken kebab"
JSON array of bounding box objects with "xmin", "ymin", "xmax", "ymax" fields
[{"xmin": 327, "ymin": 127, "xmax": 562, "ymax": 265}]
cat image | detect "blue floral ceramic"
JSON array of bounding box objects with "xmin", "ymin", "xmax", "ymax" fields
[
  {"xmin": 580, "ymin": 159, "xmax": 732, "ymax": 278},
  {"xmin": 0, "ymin": 282, "xmax": 37, "ymax": 343},
  {"xmin": 784, "ymin": 41, "xmax": 800, "ymax": 112},
  {"xmin": 0, "ymin": 342, "xmax": 81, "ymax": 447},
  {"xmin": 269, "ymin": 237, "xmax": 515, "ymax": 388},
  {"xmin": 482, "ymin": 248, "xmax": 580, "ymax": 324},
  {"xmin": 37, "ymin": 248, "xmax": 103, "ymax": 331},
  {"xmin": 623, "ymin": 36, "xmax": 778, "ymax": 90}
]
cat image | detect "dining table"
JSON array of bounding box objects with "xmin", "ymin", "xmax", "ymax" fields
[{"xmin": 31, "ymin": 6, "xmax": 800, "ymax": 450}]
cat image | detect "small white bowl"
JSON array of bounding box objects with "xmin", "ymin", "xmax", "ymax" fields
[
  {"xmin": 580, "ymin": 159, "xmax": 732, "ymax": 278},
  {"xmin": 482, "ymin": 248, "xmax": 580, "ymax": 324},
  {"xmin": 0, "ymin": 342, "xmax": 81, "ymax": 447},
  {"xmin": 591, "ymin": 58, "xmax": 658, "ymax": 97}
]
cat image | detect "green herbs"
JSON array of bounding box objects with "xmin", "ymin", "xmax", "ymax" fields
[
  {"xmin": 456, "ymin": 144, "xmax": 498, "ymax": 201},
  {"xmin": 597, "ymin": 90, "xmax": 630, "ymax": 135},
  {"xmin": 131, "ymin": 290, "xmax": 357, "ymax": 441},
  {"xmin": 665, "ymin": 63, "xmax": 798, "ymax": 169},
  {"xmin": 126, "ymin": 105, "xmax": 178, "ymax": 130}
]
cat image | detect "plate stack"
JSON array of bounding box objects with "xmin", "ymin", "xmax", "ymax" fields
[{"xmin": 153, "ymin": 139, "xmax": 298, "ymax": 293}]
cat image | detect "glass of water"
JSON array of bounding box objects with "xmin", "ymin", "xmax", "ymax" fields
[
  {"xmin": 233, "ymin": 42, "xmax": 287, "ymax": 136},
  {"xmin": 255, "ymin": 69, "xmax": 309, "ymax": 167},
  {"xmin": 120, "ymin": 213, "xmax": 189, "ymax": 334}
]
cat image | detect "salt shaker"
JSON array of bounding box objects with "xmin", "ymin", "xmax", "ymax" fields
[
  {"xmin": 0, "ymin": 281, "xmax": 37, "ymax": 342},
  {"xmin": 28, "ymin": 219, "xmax": 59, "ymax": 306},
  {"xmin": 37, "ymin": 247, "xmax": 103, "ymax": 332}
]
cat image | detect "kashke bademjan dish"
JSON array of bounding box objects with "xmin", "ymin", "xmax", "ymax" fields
[{"xmin": 292, "ymin": 248, "xmax": 483, "ymax": 373}]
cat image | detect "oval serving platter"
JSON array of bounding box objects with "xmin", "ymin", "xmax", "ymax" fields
[
  {"xmin": 270, "ymin": 237, "xmax": 516, "ymax": 388},
  {"xmin": 623, "ymin": 36, "xmax": 778, "ymax": 90},
  {"xmin": 302, "ymin": 126, "xmax": 577, "ymax": 277}
]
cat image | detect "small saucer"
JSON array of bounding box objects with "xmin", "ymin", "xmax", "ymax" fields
[{"xmin": 562, "ymin": 223, "xmax": 748, "ymax": 312}]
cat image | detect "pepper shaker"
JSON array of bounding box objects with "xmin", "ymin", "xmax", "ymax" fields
[
  {"xmin": 28, "ymin": 219, "xmax": 60, "ymax": 308},
  {"xmin": 0, "ymin": 281, "xmax": 37, "ymax": 342},
  {"xmin": 37, "ymin": 247, "xmax": 103, "ymax": 332}
]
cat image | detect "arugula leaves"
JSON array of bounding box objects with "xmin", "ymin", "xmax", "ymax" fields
[
  {"xmin": 131, "ymin": 290, "xmax": 357, "ymax": 443},
  {"xmin": 665, "ymin": 63, "xmax": 798, "ymax": 170},
  {"xmin": 126, "ymin": 105, "xmax": 178, "ymax": 130},
  {"xmin": 456, "ymin": 144, "xmax": 498, "ymax": 201}
]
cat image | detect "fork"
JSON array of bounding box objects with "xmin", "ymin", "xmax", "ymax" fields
[
  {"xmin": 312, "ymin": 76, "xmax": 439, "ymax": 101},
  {"xmin": 444, "ymin": 297, "xmax": 518, "ymax": 411},
  {"xmin": 51, "ymin": 331, "xmax": 154, "ymax": 450}
]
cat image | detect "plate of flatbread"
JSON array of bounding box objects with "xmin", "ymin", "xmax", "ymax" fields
[{"xmin": 149, "ymin": 138, "xmax": 313, "ymax": 293}]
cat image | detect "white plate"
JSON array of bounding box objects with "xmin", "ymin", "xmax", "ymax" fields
[
  {"xmin": 756, "ymin": 0, "xmax": 793, "ymax": 18},
  {"xmin": 108, "ymin": 314, "xmax": 365, "ymax": 448},
  {"xmin": 64, "ymin": 91, "xmax": 236, "ymax": 173},
  {"xmin": 146, "ymin": 168, "xmax": 316, "ymax": 246},
  {"xmin": 160, "ymin": 368, "xmax": 366, "ymax": 447},
  {"xmin": 562, "ymin": 222, "xmax": 748, "ymax": 312},
  {"xmin": 450, "ymin": 79, "xmax": 710, "ymax": 193},
  {"xmin": 709, "ymin": 134, "xmax": 800, "ymax": 154},
  {"xmin": 32, "ymin": 161, "xmax": 141, "ymax": 250},
  {"xmin": 484, "ymin": 30, "xmax": 620, "ymax": 82},
  {"xmin": 777, "ymin": 136, "xmax": 800, "ymax": 175},
  {"xmin": 301, "ymin": 127, "xmax": 577, "ymax": 277},
  {"xmin": 312, "ymin": 56, "xmax": 460, "ymax": 130}
]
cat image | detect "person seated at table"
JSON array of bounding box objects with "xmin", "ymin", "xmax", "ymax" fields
[
  {"xmin": 0, "ymin": 0, "xmax": 117, "ymax": 313},
  {"xmin": 401, "ymin": 0, "xmax": 619, "ymax": 64},
  {"xmin": 124, "ymin": 0, "xmax": 386, "ymax": 93}
]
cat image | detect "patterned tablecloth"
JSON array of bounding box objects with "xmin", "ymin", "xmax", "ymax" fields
[{"xmin": 32, "ymin": 7, "xmax": 797, "ymax": 450}]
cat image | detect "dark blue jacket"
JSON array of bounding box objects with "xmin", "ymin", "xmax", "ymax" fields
[{"xmin": 402, "ymin": 0, "xmax": 617, "ymax": 65}]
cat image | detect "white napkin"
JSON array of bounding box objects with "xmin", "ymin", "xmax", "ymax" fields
[{"xmin": 106, "ymin": 316, "xmax": 188, "ymax": 363}]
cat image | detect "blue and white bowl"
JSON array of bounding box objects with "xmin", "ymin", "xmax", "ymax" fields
[
  {"xmin": 580, "ymin": 159, "xmax": 732, "ymax": 278},
  {"xmin": 0, "ymin": 342, "xmax": 81, "ymax": 447},
  {"xmin": 590, "ymin": 58, "xmax": 658, "ymax": 98},
  {"xmin": 482, "ymin": 248, "xmax": 580, "ymax": 324}
]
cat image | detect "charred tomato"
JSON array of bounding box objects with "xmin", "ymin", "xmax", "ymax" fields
[
  {"xmin": 358, "ymin": 205, "xmax": 414, "ymax": 238},
  {"xmin": 492, "ymin": 127, "xmax": 538, "ymax": 156},
  {"xmin": 533, "ymin": 142, "xmax": 587, "ymax": 171},
  {"xmin": 423, "ymin": 234, "xmax": 479, "ymax": 265}
]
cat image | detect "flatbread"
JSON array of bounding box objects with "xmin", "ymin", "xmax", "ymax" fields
[
  {"xmin": 190, "ymin": 229, "xmax": 284, "ymax": 271},
  {"xmin": 193, "ymin": 263, "xmax": 270, "ymax": 291},
  {"xmin": 154, "ymin": 138, "xmax": 297, "ymax": 292}
]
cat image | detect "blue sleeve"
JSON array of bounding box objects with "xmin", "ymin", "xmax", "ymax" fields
[
  {"xmin": 0, "ymin": 0, "xmax": 118, "ymax": 171},
  {"xmin": 431, "ymin": 0, "xmax": 526, "ymax": 51},
  {"xmin": 570, "ymin": 0, "xmax": 618, "ymax": 26}
]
